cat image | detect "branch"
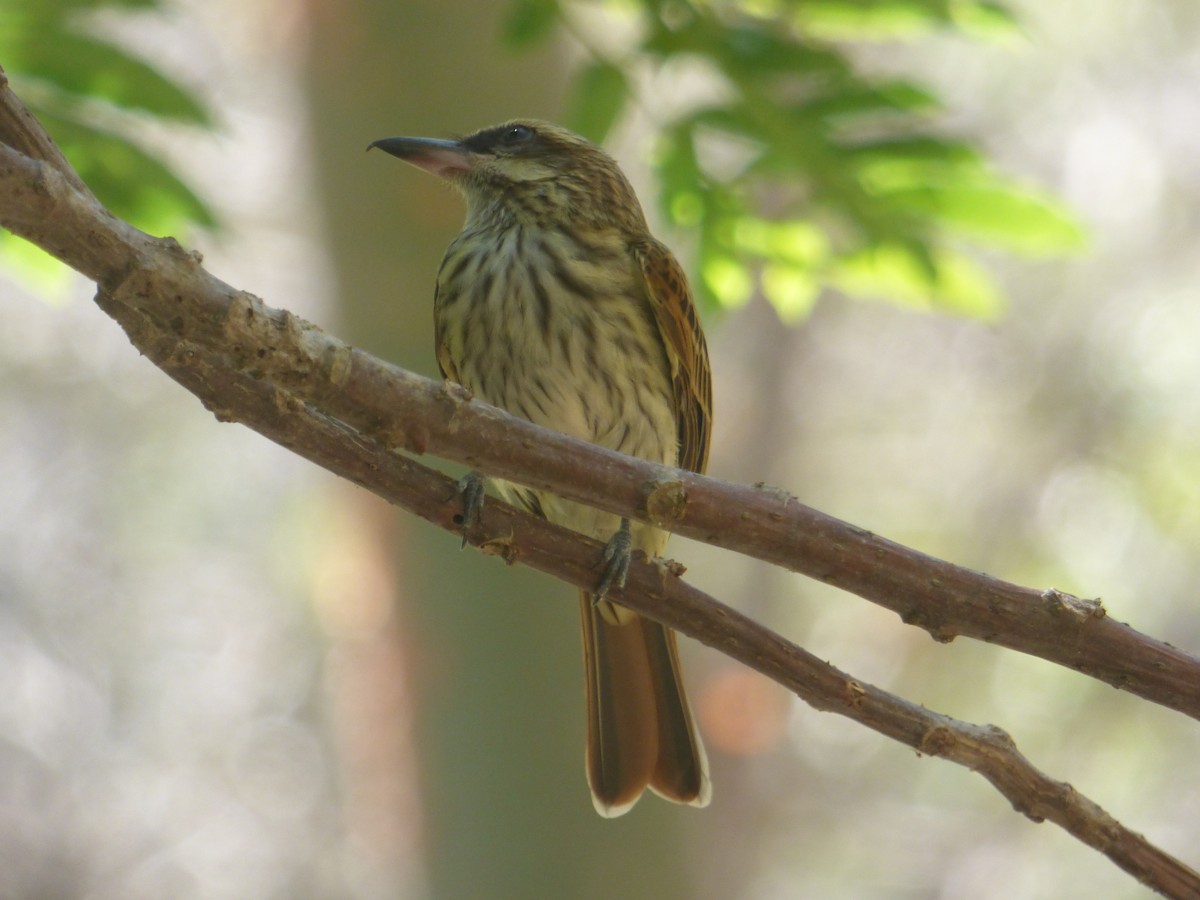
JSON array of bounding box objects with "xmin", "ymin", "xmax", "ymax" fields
[
  {"xmin": 1, "ymin": 70, "xmax": 1197, "ymax": 897},
  {"xmin": 3, "ymin": 128, "xmax": 1197, "ymax": 722},
  {"xmin": 0, "ymin": 68, "xmax": 1196, "ymax": 724},
  {"xmin": 82, "ymin": 332, "xmax": 1200, "ymax": 896}
]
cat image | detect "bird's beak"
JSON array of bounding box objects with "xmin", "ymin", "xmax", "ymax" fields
[{"xmin": 368, "ymin": 136, "xmax": 484, "ymax": 178}]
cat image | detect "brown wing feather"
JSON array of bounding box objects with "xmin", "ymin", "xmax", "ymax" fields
[{"xmin": 633, "ymin": 239, "xmax": 713, "ymax": 475}]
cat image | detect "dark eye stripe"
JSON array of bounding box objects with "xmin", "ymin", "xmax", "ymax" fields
[{"xmin": 460, "ymin": 123, "xmax": 538, "ymax": 154}]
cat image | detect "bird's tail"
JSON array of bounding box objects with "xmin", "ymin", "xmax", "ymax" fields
[{"xmin": 579, "ymin": 591, "xmax": 711, "ymax": 817}]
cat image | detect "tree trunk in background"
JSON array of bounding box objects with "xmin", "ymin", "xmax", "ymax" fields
[{"xmin": 300, "ymin": 3, "xmax": 695, "ymax": 896}]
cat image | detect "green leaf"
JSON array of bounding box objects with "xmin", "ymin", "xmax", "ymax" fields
[
  {"xmin": 37, "ymin": 110, "xmax": 216, "ymax": 232},
  {"xmin": 702, "ymin": 255, "xmax": 754, "ymax": 310},
  {"xmin": 4, "ymin": 26, "xmax": 211, "ymax": 125},
  {"xmin": 16, "ymin": 0, "xmax": 159, "ymax": 10},
  {"xmin": 792, "ymin": 81, "xmax": 942, "ymax": 126},
  {"xmin": 951, "ymin": 1, "xmax": 1022, "ymax": 38},
  {"xmin": 734, "ymin": 218, "xmax": 829, "ymax": 268},
  {"xmin": 885, "ymin": 179, "xmax": 1086, "ymax": 254},
  {"xmin": 829, "ymin": 242, "xmax": 1003, "ymax": 317},
  {"xmin": 762, "ymin": 263, "xmax": 820, "ymax": 322},
  {"xmin": 656, "ymin": 125, "xmax": 704, "ymax": 225},
  {"xmin": 669, "ymin": 191, "xmax": 705, "ymax": 227},
  {"xmin": 795, "ymin": 0, "xmax": 956, "ymax": 39},
  {"xmin": 565, "ymin": 61, "xmax": 628, "ymax": 143},
  {"xmin": 646, "ymin": 12, "xmax": 847, "ymax": 79},
  {"xmin": 631, "ymin": 0, "xmax": 1056, "ymax": 321},
  {"xmin": 929, "ymin": 251, "xmax": 1005, "ymax": 316},
  {"xmin": 502, "ymin": 0, "xmax": 560, "ymax": 47},
  {"xmin": 793, "ymin": 0, "xmax": 1018, "ymax": 40},
  {"xmin": 847, "ymin": 135, "xmax": 982, "ymax": 170},
  {"xmin": 719, "ymin": 23, "xmax": 848, "ymax": 77}
]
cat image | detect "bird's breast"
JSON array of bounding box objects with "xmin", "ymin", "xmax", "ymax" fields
[{"xmin": 434, "ymin": 223, "xmax": 677, "ymax": 468}]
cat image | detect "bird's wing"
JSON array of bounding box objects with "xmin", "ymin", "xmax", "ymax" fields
[{"xmin": 634, "ymin": 238, "xmax": 713, "ymax": 475}]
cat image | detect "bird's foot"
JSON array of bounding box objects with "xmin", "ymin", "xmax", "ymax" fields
[
  {"xmin": 453, "ymin": 471, "xmax": 486, "ymax": 548},
  {"xmin": 593, "ymin": 518, "xmax": 633, "ymax": 603}
]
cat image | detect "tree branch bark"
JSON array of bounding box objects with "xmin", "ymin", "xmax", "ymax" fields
[
  {"xmin": 2, "ymin": 68, "xmax": 1197, "ymax": 897},
  {"xmin": 4, "ymin": 128, "xmax": 1197, "ymax": 722}
]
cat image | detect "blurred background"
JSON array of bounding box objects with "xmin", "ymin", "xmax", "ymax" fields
[{"xmin": 2, "ymin": 0, "xmax": 1199, "ymax": 897}]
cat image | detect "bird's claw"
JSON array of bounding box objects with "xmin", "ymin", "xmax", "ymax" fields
[
  {"xmin": 454, "ymin": 471, "xmax": 485, "ymax": 548},
  {"xmin": 593, "ymin": 518, "xmax": 633, "ymax": 604}
]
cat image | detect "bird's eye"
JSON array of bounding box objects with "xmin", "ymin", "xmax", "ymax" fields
[{"xmin": 502, "ymin": 125, "xmax": 535, "ymax": 145}]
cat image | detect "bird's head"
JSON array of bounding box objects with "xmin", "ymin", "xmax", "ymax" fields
[{"xmin": 369, "ymin": 119, "xmax": 647, "ymax": 233}]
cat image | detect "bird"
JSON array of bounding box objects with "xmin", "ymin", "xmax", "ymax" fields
[{"xmin": 370, "ymin": 119, "xmax": 712, "ymax": 817}]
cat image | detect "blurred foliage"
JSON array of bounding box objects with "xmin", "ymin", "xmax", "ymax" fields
[
  {"xmin": 0, "ymin": 0, "xmax": 1082, "ymax": 319},
  {"xmin": 508, "ymin": 0, "xmax": 1084, "ymax": 319},
  {"xmin": 0, "ymin": 0, "xmax": 216, "ymax": 285}
]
